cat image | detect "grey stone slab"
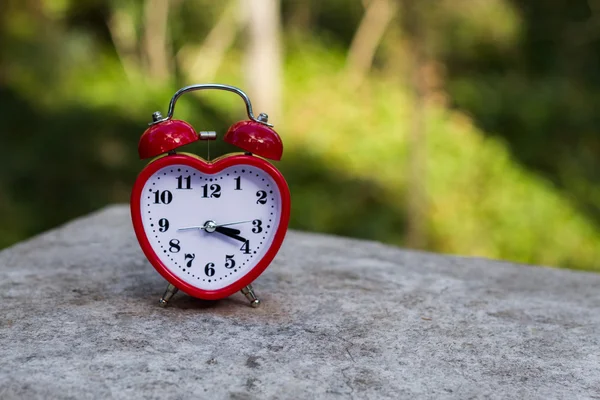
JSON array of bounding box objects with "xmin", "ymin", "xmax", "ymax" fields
[{"xmin": 1, "ymin": 205, "xmax": 599, "ymax": 399}]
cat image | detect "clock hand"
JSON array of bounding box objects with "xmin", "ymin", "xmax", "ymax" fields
[
  {"xmin": 177, "ymin": 225, "xmax": 241, "ymax": 235},
  {"xmin": 213, "ymin": 226, "xmax": 241, "ymax": 235},
  {"xmin": 214, "ymin": 226, "xmax": 247, "ymax": 243},
  {"xmin": 215, "ymin": 220, "xmax": 254, "ymax": 228},
  {"xmin": 177, "ymin": 226, "xmax": 204, "ymax": 231}
]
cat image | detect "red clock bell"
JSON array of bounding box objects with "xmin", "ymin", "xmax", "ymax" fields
[{"xmin": 131, "ymin": 84, "xmax": 290, "ymax": 308}]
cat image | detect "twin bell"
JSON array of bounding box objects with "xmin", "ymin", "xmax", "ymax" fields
[{"xmin": 137, "ymin": 112, "xmax": 283, "ymax": 161}]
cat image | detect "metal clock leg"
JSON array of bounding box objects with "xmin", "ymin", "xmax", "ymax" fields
[
  {"xmin": 241, "ymin": 284, "xmax": 261, "ymax": 308},
  {"xmin": 159, "ymin": 283, "xmax": 179, "ymax": 307}
]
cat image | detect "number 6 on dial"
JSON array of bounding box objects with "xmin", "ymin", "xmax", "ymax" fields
[{"xmin": 131, "ymin": 84, "xmax": 290, "ymax": 308}]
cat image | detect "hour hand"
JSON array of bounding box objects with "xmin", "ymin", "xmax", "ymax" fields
[
  {"xmin": 214, "ymin": 226, "xmax": 247, "ymax": 243},
  {"xmin": 213, "ymin": 226, "xmax": 241, "ymax": 236}
]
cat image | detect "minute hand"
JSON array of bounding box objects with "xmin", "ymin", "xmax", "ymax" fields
[
  {"xmin": 214, "ymin": 226, "xmax": 247, "ymax": 243},
  {"xmin": 215, "ymin": 220, "xmax": 253, "ymax": 228}
]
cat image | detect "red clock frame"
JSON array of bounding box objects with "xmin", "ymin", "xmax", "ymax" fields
[{"xmin": 131, "ymin": 153, "xmax": 291, "ymax": 300}]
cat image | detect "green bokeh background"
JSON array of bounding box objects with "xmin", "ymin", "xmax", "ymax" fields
[{"xmin": 1, "ymin": 0, "xmax": 599, "ymax": 271}]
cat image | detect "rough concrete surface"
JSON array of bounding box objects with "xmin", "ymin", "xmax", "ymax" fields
[{"xmin": 1, "ymin": 205, "xmax": 599, "ymax": 399}]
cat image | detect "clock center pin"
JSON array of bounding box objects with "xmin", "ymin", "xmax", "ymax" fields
[{"xmin": 203, "ymin": 220, "xmax": 217, "ymax": 233}]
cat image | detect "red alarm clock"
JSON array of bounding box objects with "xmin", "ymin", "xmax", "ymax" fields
[{"xmin": 131, "ymin": 84, "xmax": 290, "ymax": 308}]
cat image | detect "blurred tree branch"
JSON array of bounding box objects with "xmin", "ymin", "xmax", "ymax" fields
[
  {"xmin": 346, "ymin": 0, "xmax": 396, "ymax": 87},
  {"xmin": 107, "ymin": 5, "xmax": 140, "ymax": 81},
  {"xmin": 288, "ymin": 2, "xmax": 312, "ymax": 31},
  {"xmin": 177, "ymin": 1, "xmax": 239, "ymax": 82},
  {"xmin": 142, "ymin": 0, "xmax": 172, "ymax": 81},
  {"xmin": 402, "ymin": 0, "xmax": 428, "ymax": 249},
  {"xmin": 242, "ymin": 0, "xmax": 282, "ymax": 121}
]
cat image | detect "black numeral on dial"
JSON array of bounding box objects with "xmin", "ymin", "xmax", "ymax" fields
[
  {"xmin": 158, "ymin": 218, "xmax": 169, "ymax": 232},
  {"xmin": 169, "ymin": 239, "xmax": 180, "ymax": 253},
  {"xmin": 225, "ymin": 254, "xmax": 236, "ymax": 269},
  {"xmin": 201, "ymin": 184, "xmax": 221, "ymax": 198},
  {"xmin": 205, "ymin": 262, "xmax": 216, "ymax": 277},
  {"xmin": 184, "ymin": 253, "xmax": 195, "ymax": 268},
  {"xmin": 234, "ymin": 176, "xmax": 242, "ymax": 190},
  {"xmin": 252, "ymin": 219, "xmax": 262, "ymax": 233},
  {"xmin": 176, "ymin": 175, "xmax": 191, "ymax": 189},
  {"xmin": 256, "ymin": 190, "xmax": 267, "ymax": 204},
  {"xmin": 240, "ymin": 240, "xmax": 251, "ymax": 254},
  {"xmin": 153, "ymin": 190, "xmax": 173, "ymax": 204}
]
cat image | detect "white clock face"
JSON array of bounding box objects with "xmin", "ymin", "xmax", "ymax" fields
[{"xmin": 140, "ymin": 163, "xmax": 282, "ymax": 291}]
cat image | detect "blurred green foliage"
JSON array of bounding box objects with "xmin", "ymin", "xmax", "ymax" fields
[{"xmin": 0, "ymin": 0, "xmax": 599, "ymax": 271}]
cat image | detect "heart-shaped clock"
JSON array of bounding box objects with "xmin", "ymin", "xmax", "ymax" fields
[{"xmin": 131, "ymin": 84, "xmax": 290, "ymax": 308}]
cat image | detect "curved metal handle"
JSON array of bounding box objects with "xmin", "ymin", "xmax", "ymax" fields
[{"xmin": 151, "ymin": 84, "xmax": 272, "ymax": 127}]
